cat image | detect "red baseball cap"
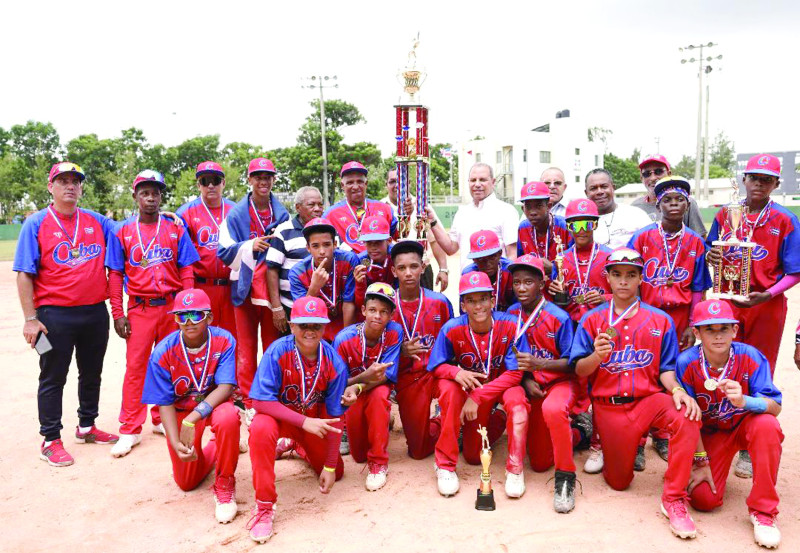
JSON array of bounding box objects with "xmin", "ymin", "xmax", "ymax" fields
[
  {"xmin": 638, "ymin": 154, "xmax": 671, "ymax": 171},
  {"xmin": 467, "ymin": 230, "xmax": 502, "ymax": 259},
  {"xmin": 459, "ymin": 271, "xmax": 494, "ymax": 296},
  {"xmin": 196, "ymin": 161, "xmax": 225, "ymax": 179},
  {"xmin": 744, "ymin": 154, "xmax": 781, "ymax": 178},
  {"xmin": 520, "ymin": 181, "xmax": 550, "ymax": 202},
  {"xmin": 565, "ymin": 198, "xmax": 599, "ymax": 220},
  {"xmin": 248, "ymin": 158, "xmax": 277, "ymax": 176},
  {"xmin": 132, "ymin": 169, "xmax": 167, "ymax": 191},
  {"xmin": 604, "ymin": 247, "xmax": 644, "ymax": 270},
  {"xmin": 170, "ymin": 289, "xmax": 212, "ymax": 313},
  {"xmin": 508, "ymin": 254, "xmax": 545, "ymax": 278},
  {"xmin": 692, "ymin": 300, "xmax": 738, "ymax": 327},
  {"xmin": 291, "ymin": 296, "xmax": 330, "ymax": 324},
  {"xmin": 302, "ymin": 217, "xmax": 337, "ymax": 240},
  {"xmin": 49, "ymin": 161, "xmax": 85, "ymax": 183},
  {"xmin": 340, "ymin": 161, "xmax": 368, "ymax": 177},
  {"xmin": 359, "ymin": 215, "xmax": 390, "ymax": 241}
]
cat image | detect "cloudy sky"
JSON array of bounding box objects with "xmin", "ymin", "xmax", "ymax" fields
[{"xmin": 3, "ymin": 0, "xmax": 798, "ymax": 165}]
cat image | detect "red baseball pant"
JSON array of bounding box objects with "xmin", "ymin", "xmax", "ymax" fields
[
  {"xmin": 197, "ymin": 282, "xmax": 237, "ymax": 339},
  {"xmin": 594, "ymin": 392, "xmax": 700, "ymax": 502},
  {"xmin": 249, "ymin": 413, "xmax": 344, "ymax": 503},
  {"xmin": 528, "ymin": 380, "xmax": 578, "ymax": 473},
  {"xmin": 732, "ymin": 293, "xmax": 787, "ymax": 373},
  {"xmin": 435, "ymin": 374, "xmax": 529, "ymax": 474},
  {"xmin": 346, "ymin": 384, "xmax": 391, "ymax": 466},
  {"xmin": 167, "ymin": 402, "xmax": 240, "ymax": 491},
  {"xmin": 120, "ymin": 299, "xmax": 177, "ymax": 435},
  {"xmin": 234, "ymin": 299, "xmax": 282, "ymax": 404},
  {"xmin": 395, "ymin": 371, "xmax": 441, "ymax": 460},
  {"xmin": 690, "ymin": 414, "xmax": 783, "ymax": 516}
]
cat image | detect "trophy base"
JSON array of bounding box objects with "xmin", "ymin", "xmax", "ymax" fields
[
  {"xmin": 708, "ymin": 292, "xmax": 749, "ymax": 302},
  {"xmin": 475, "ymin": 489, "xmax": 496, "ymax": 511}
]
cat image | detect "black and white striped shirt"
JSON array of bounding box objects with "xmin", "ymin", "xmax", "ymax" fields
[{"xmin": 266, "ymin": 216, "xmax": 309, "ymax": 308}]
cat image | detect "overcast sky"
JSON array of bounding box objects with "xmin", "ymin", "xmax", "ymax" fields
[{"xmin": 3, "ymin": 0, "xmax": 798, "ymax": 167}]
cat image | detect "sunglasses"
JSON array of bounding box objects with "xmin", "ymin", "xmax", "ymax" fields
[
  {"xmin": 567, "ymin": 220, "xmax": 597, "ymax": 233},
  {"xmin": 174, "ymin": 311, "xmax": 209, "ymax": 325},
  {"xmin": 198, "ymin": 176, "xmax": 223, "ymax": 187},
  {"xmin": 641, "ymin": 167, "xmax": 667, "ymax": 179},
  {"xmin": 608, "ymin": 253, "xmax": 643, "ymax": 264}
]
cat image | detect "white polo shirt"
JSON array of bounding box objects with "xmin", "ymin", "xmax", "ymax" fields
[
  {"xmin": 593, "ymin": 203, "xmax": 652, "ymax": 250},
  {"xmin": 449, "ymin": 192, "xmax": 519, "ymax": 269}
]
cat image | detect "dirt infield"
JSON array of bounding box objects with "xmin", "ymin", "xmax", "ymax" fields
[{"xmin": 2, "ymin": 258, "xmax": 798, "ymax": 553}]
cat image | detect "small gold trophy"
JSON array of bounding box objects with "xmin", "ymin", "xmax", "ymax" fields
[
  {"xmin": 552, "ymin": 235, "xmax": 569, "ymax": 306},
  {"xmin": 475, "ymin": 425, "xmax": 496, "ymax": 511},
  {"xmin": 710, "ymin": 179, "xmax": 756, "ymax": 301}
]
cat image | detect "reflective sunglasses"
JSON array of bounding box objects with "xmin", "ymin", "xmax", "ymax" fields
[
  {"xmin": 641, "ymin": 167, "xmax": 667, "ymax": 179},
  {"xmin": 198, "ymin": 175, "xmax": 223, "ymax": 187},
  {"xmin": 567, "ymin": 220, "xmax": 597, "ymax": 233},
  {"xmin": 174, "ymin": 311, "xmax": 210, "ymax": 325}
]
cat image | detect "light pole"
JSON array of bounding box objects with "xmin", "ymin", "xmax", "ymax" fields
[{"xmin": 302, "ymin": 75, "xmax": 338, "ymax": 208}]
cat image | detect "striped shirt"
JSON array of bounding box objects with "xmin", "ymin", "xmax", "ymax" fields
[{"xmin": 266, "ymin": 216, "xmax": 309, "ymax": 308}]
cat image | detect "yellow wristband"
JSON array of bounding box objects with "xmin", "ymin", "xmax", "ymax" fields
[
  {"xmin": 323, "ymin": 466, "xmax": 336, "ymax": 473},
  {"xmin": 671, "ymin": 386, "xmax": 686, "ymax": 395},
  {"xmin": 181, "ymin": 419, "xmax": 195, "ymax": 428},
  {"xmin": 355, "ymin": 383, "xmax": 364, "ymax": 395},
  {"xmin": 693, "ymin": 451, "xmax": 708, "ymax": 458}
]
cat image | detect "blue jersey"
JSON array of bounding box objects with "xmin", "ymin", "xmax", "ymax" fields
[
  {"xmin": 332, "ymin": 322, "xmax": 403, "ymax": 382},
  {"xmin": 507, "ymin": 300, "xmax": 574, "ymax": 387}
]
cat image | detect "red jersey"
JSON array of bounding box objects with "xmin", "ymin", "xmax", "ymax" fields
[
  {"xmin": 461, "ymin": 257, "xmax": 516, "ymax": 312},
  {"xmin": 176, "ymin": 197, "xmax": 236, "ymax": 280},
  {"xmin": 13, "ymin": 206, "xmax": 113, "ymax": 308},
  {"xmin": 392, "ymin": 288, "xmax": 454, "ymax": 377},
  {"xmin": 354, "ymin": 249, "xmax": 396, "ymax": 313},
  {"xmin": 552, "ymin": 243, "xmax": 613, "ymax": 322},
  {"xmin": 517, "ymin": 215, "xmax": 571, "ymax": 262},
  {"xmin": 332, "ymin": 322, "xmax": 403, "ymax": 382},
  {"xmin": 323, "ymin": 199, "xmax": 398, "ymax": 253}
]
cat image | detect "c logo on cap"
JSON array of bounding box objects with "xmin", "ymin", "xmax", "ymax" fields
[
  {"xmin": 369, "ymin": 219, "xmax": 379, "ymax": 231},
  {"xmin": 205, "ymin": 163, "xmax": 214, "ymax": 170},
  {"xmin": 578, "ymin": 201, "xmax": 588, "ymax": 213},
  {"xmin": 306, "ymin": 300, "xmax": 317, "ymax": 313},
  {"xmin": 182, "ymin": 293, "xmax": 194, "ymax": 307},
  {"xmin": 259, "ymin": 159, "xmax": 267, "ymax": 167},
  {"xmin": 708, "ymin": 302, "xmax": 721, "ymax": 315},
  {"xmin": 469, "ymin": 274, "xmax": 480, "ymax": 285},
  {"xmin": 758, "ymin": 156, "xmax": 770, "ymax": 166},
  {"xmin": 476, "ymin": 235, "xmax": 487, "ymax": 248}
]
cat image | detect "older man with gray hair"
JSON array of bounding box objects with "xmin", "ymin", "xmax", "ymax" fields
[
  {"xmin": 266, "ymin": 186, "xmax": 324, "ymax": 332},
  {"xmin": 542, "ymin": 166, "xmax": 569, "ymax": 217}
]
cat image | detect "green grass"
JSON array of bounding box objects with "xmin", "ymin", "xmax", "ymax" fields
[{"xmin": 0, "ymin": 240, "xmax": 17, "ymax": 262}]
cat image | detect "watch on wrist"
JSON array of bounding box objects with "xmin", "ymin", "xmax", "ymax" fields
[
  {"xmin": 25, "ymin": 315, "xmax": 38, "ymax": 322},
  {"xmin": 438, "ymin": 268, "xmax": 449, "ymax": 274},
  {"xmin": 430, "ymin": 218, "xmax": 438, "ymax": 228}
]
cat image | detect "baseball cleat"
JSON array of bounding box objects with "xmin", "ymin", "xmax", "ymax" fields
[
  {"xmin": 583, "ymin": 447, "xmax": 603, "ymax": 474},
  {"xmin": 110, "ymin": 433, "xmax": 142, "ymax": 458},
  {"xmin": 504, "ymin": 471, "xmax": 526, "ymax": 498},
  {"xmin": 634, "ymin": 445, "xmax": 646, "ymax": 472},
  {"xmin": 653, "ymin": 438, "xmax": 669, "ymax": 462},
  {"xmin": 434, "ymin": 464, "xmax": 460, "ymax": 497},
  {"xmin": 553, "ymin": 470, "xmax": 577, "ymax": 513},
  {"xmin": 244, "ymin": 408, "xmax": 256, "ymax": 428},
  {"xmin": 40, "ymin": 439, "xmax": 75, "ymax": 467},
  {"xmin": 661, "ymin": 499, "xmax": 697, "ymax": 539},
  {"xmin": 750, "ymin": 510, "xmax": 781, "ymax": 549},
  {"xmin": 339, "ymin": 428, "xmax": 350, "ymax": 455},
  {"xmin": 570, "ymin": 412, "xmax": 593, "ymax": 450},
  {"xmin": 239, "ymin": 437, "xmax": 249, "ymax": 454},
  {"xmin": 212, "ymin": 475, "xmax": 237, "ymax": 524},
  {"xmin": 735, "ymin": 450, "xmax": 753, "ymax": 479},
  {"xmin": 247, "ymin": 501, "xmax": 275, "ymax": 543},
  {"xmin": 366, "ymin": 462, "xmax": 388, "ymax": 491},
  {"xmin": 152, "ymin": 423, "xmax": 166, "ymax": 436},
  {"xmin": 75, "ymin": 425, "xmax": 119, "ymax": 445},
  {"xmin": 275, "ymin": 438, "xmax": 295, "ymax": 460}
]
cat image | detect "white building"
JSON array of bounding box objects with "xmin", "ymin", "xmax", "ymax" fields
[{"xmin": 457, "ymin": 110, "xmax": 605, "ymax": 204}]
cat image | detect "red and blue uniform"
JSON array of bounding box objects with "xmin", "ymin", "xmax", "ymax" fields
[
  {"xmin": 677, "ymin": 343, "xmax": 783, "ymax": 516},
  {"xmin": 570, "ymin": 302, "xmax": 700, "ymax": 502},
  {"xmin": 552, "ymin": 243, "xmax": 613, "ymax": 322},
  {"xmin": 14, "ymin": 206, "xmax": 115, "ymax": 441},
  {"xmin": 333, "ymin": 322, "xmax": 403, "ymax": 466},
  {"xmin": 176, "ymin": 198, "xmax": 237, "ymax": 337},
  {"xmin": 106, "ymin": 214, "xmax": 200, "ymax": 435},
  {"xmin": 141, "ymin": 327, "xmax": 239, "ymax": 491},
  {"xmin": 392, "ymin": 288, "xmax": 453, "ymax": 459},
  {"xmin": 517, "ymin": 215, "xmax": 571, "ymax": 260},
  {"xmin": 707, "ymin": 201, "xmax": 800, "ymax": 371},
  {"xmin": 628, "ymin": 223, "xmax": 711, "ymax": 336},
  {"xmin": 507, "ymin": 300, "xmax": 578, "ymax": 472},
  {"xmin": 248, "ymin": 335, "xmax": 349, "ymax": 504},
  {"xmin": 427, "ymin": 312, "xmax": 530, "ymax": 474},
  {"xmin": 323, "ymin": 199, "xmax": 397, "ymax": 253},
  {"xmin": 289, "ymin": 250, "xmax": 358, "ymax": 342},
  {"xmin": 460, "ymin": 257, "xmax": 516, "ymax": 312}
]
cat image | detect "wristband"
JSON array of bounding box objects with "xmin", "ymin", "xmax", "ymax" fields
[
  {"xmin": 25, "ymin": 315, "xmax": 38, "ymax": 322},
  {"xmin": 693, "ymin": 451, "xmax": 707, "ymax": 459},
  {"xmin": 671, "ymin": 386, "xmax": 686, "ymax": 395},
  {"xmin": 322, "ymin": 466, "xmax": 336, "ymax": 473},
  {"xmin": 796, "ymin": 333, "xmax": 800, "ymax": 345},
  {"xmin": 355, "ymin": 383, "xmax": 364, "ymax": 396},
  {"xmin": 430, "ymin": 218, "xmax": 438, "ymax": 228},
  {"xmin": 181, "ymin": 419, "xmax": 195, "ymax": 428},
  {"xmin": 271, "ymin": 306, "xmax": 284, "ymax": 313},
  {"xmin": 193, "ymin": 400, "xmax": 213, "ymax": 419},
  {"xmin": 743, "ymin": 395, "xmax": 768, "ymax": 413},
  {"xmin": 438, "ymin": 268, "xmax": 449, "ymax": 274}
]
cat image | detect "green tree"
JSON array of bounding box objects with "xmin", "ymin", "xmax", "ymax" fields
[
  {"xmin": 603, "ymin": 152, "xmax": 640, "ymax": 187},
  {"xmin": 710, "ymin": 132, "xmax": 735, "ymax": 175}
]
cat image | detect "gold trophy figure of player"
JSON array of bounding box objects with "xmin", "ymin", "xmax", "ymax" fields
[
  {"xmin": 710, "ymin": 178, "xmax": 756, "ymax": 301},
  {"xmin": 552, "ymin": 235, "xmax": 569, "ymax": 306},
  {"xmin": 475, "ymin": 425, "xmax": 496, "ymax": 511}
]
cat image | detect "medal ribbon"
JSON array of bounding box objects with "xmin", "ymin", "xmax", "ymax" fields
[
  {"xmin": 467, "ymin": 316, "xmax": 494, "ymax": 375},
  {"xmin": 493, "ymin": 265, "xmax": 503, "ymax": 309},
  {"xmin": 514, "ymin": 296, "xmax": 546, "ymax": 345},
  {"xmin": 572, "ymin": 243, "xmax": 598, "ymax": 295},
  {"xmin": 180, "ymin": 329, "xmax": 212, "ymax": 395},
  {"xmin": 136, "ymin": 213, "xmax": 162, "ymax": 265},
  {"xmin": 396, "ymin": 289, "xmax": 424, "ymax": 341},
  {"xmin": 741, "ymin": 199, "xmax": 772, "ymax": 240},
  {"xmin": 359, "ymin": 323, "xmax": 386, "ymax": 371},
  {"xmin": 201, "ymin": 198, "xmax": 227, "ymax": 231},
  {"xmin": 249, "ymin": 197, "xmax": 272, "ymax": 236},
  {"xmin": 699, "ymin": 345, "xmax": 734, "ymax": 385},
  {"xmin": 658, "ymin": 223, "xmax": 685, "ymax": 280},
  {"xmin": 532, "ymin": 215, "xmax": 552, "ymax": 259},
  {"xmin": 48, "ymin": 206, "xmax": 81, "ymax": 251},
  {"xmin": 607, "ymin": 299, "xmax": 640, "ymax": 331},
  {"xmin": 293, "ymin": 342, "xmax": 323, "ymax": 410},
  {"xmin": 314, "ymin": 256, "xmax": 337, "ymax": 309},
  {"xmin": 345, "ymin": 200, "xmax": 369, "ymax": 236}
]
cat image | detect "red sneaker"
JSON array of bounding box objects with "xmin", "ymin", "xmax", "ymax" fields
[
  {"xmin": 75, "ymin": 426, "xmax": 120, "ymax": 444},
  {"xmin": 661, "ymin": 499, "xmax": 697, "ymax": 539},
  {"xmin": 212, "ymin": 475, "xmax": 237, "ymax": 524},
  {"xmin": 275, "ymin": 438, "xmax": 296, "ymax": 460},
  {"xmin": 40, "ymin": 439, "xmax": 75, "ymax": 467},
  {"xmin": 247, "ymin": 500, "xmax": 275, "ymax": 543},
  {"xmin": 750, "ymin": 510, "xmax": 781, "ymax": 548}
]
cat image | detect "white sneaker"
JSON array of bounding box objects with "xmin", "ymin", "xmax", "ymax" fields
[
  {"xmin": 244, "ymin": 408, "xmax": 256, "ymax": 428},
  {"xmin": 152, "ymin": 423, "xmax": 165, "ymax": 435},
  {"xmin": 365, "ymin": 463, "xmax": 388, "ymax": 491},
  {"xmin": 751, "ymin": 511, "xmax": 781, "ymax": 549},
  {"xmin": 504, "ymin": 471, "xmax": 526, "ymax": 498},
  {"xmin": 434, "ymin": 464, "xmax": 460, "ymax": 497},
  {"xmin": 213, "ymin": 476, "xmax": 238, "ymax": 524},
  {"xmin": 583, "ymin": 447, "xmax": 603, "ymax": 474},
  {"xmin": 239, "ymin": 437, "xmax": 249, "ymax": 454},
  {"xmin": 110, "ymin": 434, "xmax": 142, "ymax": 458}
]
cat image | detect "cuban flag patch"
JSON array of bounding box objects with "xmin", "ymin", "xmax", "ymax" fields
[
  {"xmin": 769, "ymin": 227, "xmax": 780, "ymax": 236},
  {"xmin": 501, "ymin": 336, "xmax": 508, "ymax": 343},
  {"xmin": 547, "ymin": 332, "xmax": 556, "ymax": 339},
  {"xmin": 689, "ymin": 250, "xmax": 696, "ymax": 257},
  {"xmin": 434, "ymin": 315, "xmax": 441, "ymax": 322},
  {"xmin": 650, "ymin": 329, "xmax": 662, "ymax": 337}
]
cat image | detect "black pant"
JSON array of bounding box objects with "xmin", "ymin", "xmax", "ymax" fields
[
  {"xmin": 421, "ymin": 265, "xmax": 434, "ymax": 290},
  {"xmin": 36, "ymin": 302, "xmax": 110, "ymax": 441}
]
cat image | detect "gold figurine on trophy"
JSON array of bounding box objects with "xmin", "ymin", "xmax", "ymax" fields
[
  {"xmin": 475, "ymin": 425, "xmax": 496, "ymax": 511},
  {"xmin": 552, "ymin": 234, "xmax": 569, "ymax": 306},
  {"xmin": 710, "ymin": 178, "xmax": 756, "ymax": 301}
]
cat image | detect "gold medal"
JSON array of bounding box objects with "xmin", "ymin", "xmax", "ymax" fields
[
  {"xmin": 70, "ymin": 248, "xmax": 80, "ymax": 259},
  {"xmin": 575, "ymin": 294, "xmax": 585, "ymax": 305},
  {"xmin": 512, "ymin": 345, "xmax": 519, "ymax": 355},
  {"xmin": 194, "ymin": 393, "xmax": 205, "ymax": 403},
  {"xmin": 140, "ymin": 257, "xmax": 148, "ymax": 268},
  {"xmin": 329, "ymin": 305, "xmax": 338, "ymax": 318},
  {"xmin": 666, "ymin": 277, "xmax": 674, "ymax": 287},
  {"xmin": 605, "ymin": 327, "xmax": 617, "ymax": 338},
  {"xmin": 361, "ymin": 258, "xmax": 372, "ymax": 268},
  {"xmin": 703, "ymin": 378, "xmax": 718, "ymax": 392}
]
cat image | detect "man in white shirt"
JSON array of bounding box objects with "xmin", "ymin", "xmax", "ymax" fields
[
  {"xmin": 427, "ymin": 163, "xmax": 519, "ymax": 269},
  {"xmin": 584, "ymin": 168, "xmax": 651, "ymax": 249},
  {"xmin": 542, "ymin": 166, "xmax": 568, "ymax": 218}
]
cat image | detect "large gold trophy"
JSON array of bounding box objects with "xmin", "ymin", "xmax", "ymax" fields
[
  {"xmin": 709, "ymin": 179, "xmax": 756, "ymax": 301},
  {"xmin": 475, "ymin": 425, "xmax": 496, "ymax": 511},
  {"xmin": 552, "ymin": 235, "xmax": 569, "ymax": 306}
]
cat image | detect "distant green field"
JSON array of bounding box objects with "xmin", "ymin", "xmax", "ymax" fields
[{"xmin": 0, "ymin": 240, "xmax": 17, "ymax": 261}]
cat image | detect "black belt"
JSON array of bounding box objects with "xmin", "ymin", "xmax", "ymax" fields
[
  {"xmin": 195, "ymin": 276, "xmax": 230, "ymax": 286},
  {"xmin": 595, "ymin": 396, "xmax": 636, "ymax": 405},
  {"xmin": 131, "ymin": 292, "xmax": 176, "ymax": 307}
]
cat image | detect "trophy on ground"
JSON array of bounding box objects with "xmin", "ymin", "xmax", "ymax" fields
[
  {"xmin": 709, "ymin": 179, "xmax": 756, "ymax": 301},
  {"xmin": 475, "ymin": 425, "xmax": 496, "ymax": 511},
  {"xmin": 395, "ymin": 34, "xmax": 430, "ymax": 245},
  {"xmin": 552, "ymin": 235, "xmax": 569, "ymax": 306}
]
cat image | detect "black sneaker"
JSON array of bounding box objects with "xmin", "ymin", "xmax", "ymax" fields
[
  {"xmin": 735, "ymin": 450, "xmax": 753, "ymax": 479},
  {"xmin": 634, "ymin": 445, "xmax": 646, "ymax": 471},
  {"xmin": 570, "ymin": 412, "xmax": 593, "ymax": 450},
  {"xmin": 339, "ymin": 428, "xmax": 350, "ymax": 456},
  {"xmin": 553, "ymin": 470, "xmax": 577, "ymax": 513},
  {"xmin": 653, "ymin": 438, "xmax": 669, "ymax": 462}
]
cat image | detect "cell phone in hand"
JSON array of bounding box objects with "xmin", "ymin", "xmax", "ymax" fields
[{"xmin": 35, "ymin": 331, "xmax": 53, "ymax": 355}]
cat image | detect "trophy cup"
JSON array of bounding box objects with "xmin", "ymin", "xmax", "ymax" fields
[
  {"xmin": 475, "ymin": 425, "xmax": 496, "ymax": 511},
  {"xmin": 552, "ymin": 235, "xmax": 569, "ymax": 306},
  {"xmin": 395, "ymin": 34, "xmax": 430, "ymax": 244},
  {"xmin": 709, "ymin": 179, "xmax": 756, "ymax": 301}
]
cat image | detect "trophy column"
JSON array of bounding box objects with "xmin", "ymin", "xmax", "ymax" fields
[{"xmin": 475, "ymin": 425, "xmax": 496, "ymax": 511}]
